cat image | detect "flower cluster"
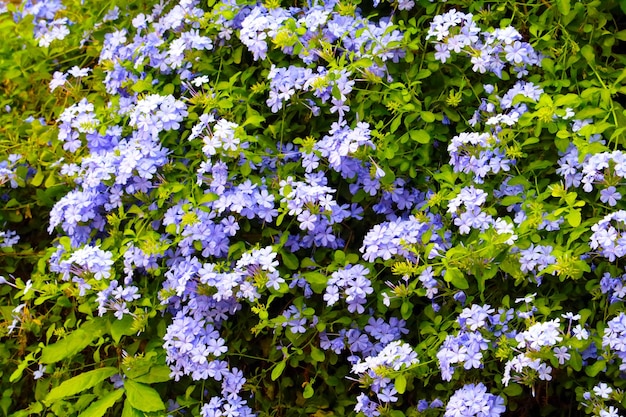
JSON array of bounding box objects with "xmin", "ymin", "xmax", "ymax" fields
[
  {"xmin": 10, "ymin": 0, "xmax": 70, "ymax": 47},
  {"xmin": 444, "ymin": 383, "xmax": 505, "ymax": 417},
  {"xmin": 352, "ymin": 341, "xmax": 418, "ymax": 416},
  {"xmin": 590, "ymin": 211, "xmax": 626, "ymax": 261},
  {"xmin": 324, "ymin": 264, "xmax": 372, "ymax": 313},
  {"xmin": 427, "ymin": 9, "xmax": 541, "ymax": 78},
  {"xmin": 360, "ymin": 216, "xmax": 440, "ymax": 262},
  {"xmin": 603, "ymin": 313, "xmax": 626, "ymax": 371},
  {"xmin": 581, "ymin": 382, "xmax": 624, "ymax": 417}
]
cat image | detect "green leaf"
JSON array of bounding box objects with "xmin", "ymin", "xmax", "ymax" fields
[
  {"xmin": 409, "ymin": 129, "xmax": 430, "ymax": 144},
  {"xmin": 310, "ymin": 347, "xmax": 325, "ymax": 362},
  {"xmin": 585, "ymin": 360, "xmax": 606, "ymax": 377},
  {"xmin": 527, "ymin": 160, "xmax": 553, "ymax": 171},
  {"xmin": 271, "ymin": 360, "xmax": 286, "ymax": 381},
  {"xmin": 569, "ymin": 350, "xmax": 582, "ymax": 371},
  {"xmin": 394, "ymin": 374, "xmax": 407, "ymax": 394},
  {"xmin": 421, "ymin": 111, "xmax": 435, "ymax": 123},
  {"xmin": 280, "ymin": 249, "xmax": 299, "ymax": 270},
  {"xmin": 9, "ymin": 353, "xmax": 35, "ymax": 383},
  {"xmin": 110, "ymin": 315, "xmax": 135, "ymax": 344},
  {"xmin": 400, "ymin": 300, "xmax": 413, "ymax": 320},
  {"xmin": 444, "ymin": 268, "xmax": 469, "ymax": 290},
  {"xmin": 45, "ymin": 367, "xmax": 118, "ymax": 405},
  {"xmin": 303, "ymin": 272, "xmax": 328, "ymax": 294},
  {"xmin": 581, "ymin": 44, "xmax": 595, "ymax": 64},
  {"xmin": 566, "ymin": 209, "xmax": 581, "ymax": 227},
  {"xmin": 77, "ymin": 389, "xmax": 124, "ymax": 417},
  {"xmin": 31, "ymin": 169, "xmax": 44, "ymax": 187},
  {"xmin": 244, "ymin": 114, "xmax": 265, "ymax": 128},
  {"xmin": 554, "ymin": 94, "xmax": 580, "ymax": 108},
  {"xmin": 556, "ymin": 0, "xmax": 571, "ymax": 15},
  {"xmin": 41, "ymin": 319, "xmax": 107, "ymax": 364},
  {"xmin": 578, "ymin": 308, "xmax": 592, "ymax": 324},
  {"xmin": 124, "ymin": 380, "xmax": 165, "ymax": 412},
  {"xmin": 132, "ymin": 365, "xmax": 172, "ymax": 384},
  {"xmin": 131, "ymin": 77, "xmax": 153, "ymax": 93},
  {"xmin": 503, "ymin": 383, "xmax": 523, "ymax": 397},
  {"xmin": 44, "ymin": 172, "xmax": 58, "ymax": 188},
  {"xmin": 616, "ymin": 29, "xmax": 626, "ymax": 41},
  {"xmin": 303, "ymin": 382, "xmax": 314, "ymax": 399},
  {"xmin": 121, "ymin": 399, "xmax": 144, "ymax": 417},
  {"xmin": 390, "ymin": 116, "xmax": 401, "ymax": 133}
]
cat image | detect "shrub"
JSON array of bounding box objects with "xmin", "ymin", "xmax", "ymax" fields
[{"xmin": 3, "ymin": 0, "xmax": 626, "ymax": 416}]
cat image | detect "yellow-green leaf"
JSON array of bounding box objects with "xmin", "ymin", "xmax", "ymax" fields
[
  {"xmin": 77, "ymin": 389, "xmax": 124, "ymax": 417},
  {"xmin": 124, "ymin": 380, "xmax": 165, "ymax": 412},
  {"xmin": 45, "ymin": 367, "xmax": 118, "ymax": 405},
  {"xmin": 394, "ymin": 374, "xmax": 407, "ymax": 394}
]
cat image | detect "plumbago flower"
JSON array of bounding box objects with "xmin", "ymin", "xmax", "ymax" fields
[
  {"xmin": 0, "ymin": 154, "xmax": 24, "ymax": 249},
  {"xmin": 351, "ymin": 341, "xmax": 418, "ymax": 416},
  {"xmin": 444, "ymin": 383, "xmax": 505, "ymax": 417}
]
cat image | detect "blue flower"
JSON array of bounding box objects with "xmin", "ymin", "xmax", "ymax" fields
[
  {"xmin": 444, "ymin": 383, "xmax": 505, "ymax": 417},
  {"xmin": 601, "ymin": 186, "xmax": 622, "ymax": 207}
]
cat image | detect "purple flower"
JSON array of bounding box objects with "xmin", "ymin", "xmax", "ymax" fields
[
  {"xmin": 445, "ymin": 383, "xmax": 505, "ymax": 417},
  {"xmin": 601, "ymin": 186, "xmax": 622, "ymax": 206}
]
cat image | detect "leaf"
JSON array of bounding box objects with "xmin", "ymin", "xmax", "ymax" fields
[
  {"xmin": 581, "ymin": 44, "xmax": 595, "ymax": 64},
  {"xmin": 585, "ymin": 360, "xmax": 606, "ymax": 377},
  {"xmin": 303, "ymin": 382, "xmax": 314, "ymax": 399},
  {"xmin": 556, "ymin": 0, "xmax": 571, "ymax": 15},
  {"xmin": 9, "ymin": 353, "xmax": 35, "ymax": 383},
  {"xmin": 554, "ymin": 94, "xmax": 581, "ymax": 108},
  {"xmin": 110, "ymin": 315, "xmax": 135, "ymax": 344},
  {"xmin": 394, "ymin": 374, "xmax": 407, "ymax": 394},
  {"xmin": 420, "ymin": 111, "xmax": 435, "ymax": 123},
  {"xmin": 244, "ymin": 114, "xmax": 265, "ymax": 127},
  {"xmin": 400, "ymin": 300, "xmax": 413, "ymax": 320},
  {"xmin": 503, "ymin": 383, "xmax": 523, "ymax": 397},
  {"xmin": 133, "ymin": 366, "xmax": 172, "ymax": 384},
  {"xmin": 77, "ymin": 389, "xmax": 124, "ymax": 417},
  {"xmin": 303, "ymin": 272, "xmax": 328, "ymax": 294},
  {"xmin": 31, "ymin": 169, "xmax": 44, "ymax": 187},
  {"xmin": 444, "ymin": 268, "xmax": 469, "ymax": 290},
  {"xmin": 527, "ymin": 160, "xmax": 553, "ymax": 171},
  {"xmin": 390, "ymin": 116, "xmax": 401, "ymax": 133},
  {"xmin": 124, "ymin": 380, "xmax": 165, "ymax": 412},
  {"xmin": 566, "ymin": 209, "xmax": 581, "ymax": 227},
  {"xmin": 409, "ymin": 129, "xmax": 430, "ymax": 144},
  {"xmin": 310, "ymin": 347, "xmax": 325, "ymax": 362},
  {"xmin": 44, "ymin": 172, "xmax": 58, "ymax": 188},
  {"xmin": 280, "ymin": 250, "xmax": 299, "ymax": 270},
  {"xmin": 121, "ymin": 398, "xmax": 144, "ymax": 417},
  {"xmin": 271, "ymin": 360, "xmax": 286, "ymax": 381},
  {"xmin": 569, "ymin": 350, "xmax": 583, "ymax": 371},
  {"xmin": 41, "ymin": 319, "xmax": 107, "ymax": 364},
  {"xmin": 45, "ymin": 367, "xmax": 118, "ymax": 405},
  {"xmin": 616, "ymin": 29, "xmax": 626, "ymax": 41},
  {"xmin": 131, "ymin": 77, "xmax": 153, "ymax": 93}
]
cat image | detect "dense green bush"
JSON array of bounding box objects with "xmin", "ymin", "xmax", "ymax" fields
[{"xmin": 2, "ymin": 0, "xmax": 626, "ymax": 416}]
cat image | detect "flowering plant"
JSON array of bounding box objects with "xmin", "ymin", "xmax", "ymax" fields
[{"xmin": 2, "ymin": 0, "xmax": 626, "ymax": 417}]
